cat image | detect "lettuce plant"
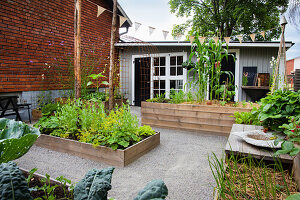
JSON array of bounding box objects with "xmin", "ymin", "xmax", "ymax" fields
[{"xmin": 0, "ymin": 118, "xmax": 40, "ymax": 163}]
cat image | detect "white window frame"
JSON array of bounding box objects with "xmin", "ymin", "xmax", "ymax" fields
[{"xmin": 131, "ymin": 52, "xmax": 187, "ymax": 105}]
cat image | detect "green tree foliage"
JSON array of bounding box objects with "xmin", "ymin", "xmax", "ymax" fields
[{"xmin": 169, "ymin": 0, "xmax": 288, "ymax": 40}]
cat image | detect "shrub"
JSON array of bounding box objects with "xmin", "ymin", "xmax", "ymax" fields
[{"xmin": 254, "ymin": 90, "xmax": 300, "ymax": 131}]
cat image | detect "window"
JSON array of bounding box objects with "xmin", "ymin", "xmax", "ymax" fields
[{"xmin": 151, "ymin": 53, "xmax": 187, "ymax": 98}]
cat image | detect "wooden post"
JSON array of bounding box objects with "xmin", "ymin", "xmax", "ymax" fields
[
  {"xmin": 108, "ymin": 0, "xmax": 118, "ymax": 110},
  {"xmin": 74, "ymin": 0, "xmax": 82, "ymax": 99}
]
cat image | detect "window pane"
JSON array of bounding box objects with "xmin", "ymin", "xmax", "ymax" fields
[
  {"xmin": 170, "ymin": 67, "xmax": 176, "ymax": 76},
  {"xmin": 160, "ymin": 90, "xmax": 165, "ymax": 95},
  {"xmin": 177, "ymin": 56, "xmax": 183, "ymax": 65},
  {"xmin": 160, "ymin": 57, "xmax": 166, "ymax": 66},
  {"xmin": 170, "ymin": 80, "xmax": 175, "ymax": 89},
  {"xmin": 170, "ymin": 56, "xmax": 176, "ymax": 65},
  {"xmin": 153, "ymin": 90, "xmax": 159, "ymax": 97},
  {"xmin": 154, "ymin": 80, "xmax": 159, "ymax": 89},
  {"xmin": 154, "ymin": 57, "xmax": 159, "ymax": 66},
  {"xmin": 177, "ymin": 66, "xmax": 183, "ymax": 75},
  {"xmin": 160, "ymin": 80, "xmax": 165, "ymax": 89},
  {"xmin": 154, "ymin": 67, "xmax": 159, "ymax": 76},
  {"xmin": 160, "ymin": 67, "xmax": 165, "ymax": 76},
  {"xmin": 178, "ymin": 80, "xmax": 183, "ymax": 89}
]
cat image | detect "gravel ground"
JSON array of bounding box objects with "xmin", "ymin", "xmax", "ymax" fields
[{"xmin": 16, "ymin": 106, "xmax": 227, "ymax": 200}]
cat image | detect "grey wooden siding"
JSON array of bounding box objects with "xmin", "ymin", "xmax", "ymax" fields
[
  {"xmin": 238, "ymin": 47, "xmax": 278, "ymax": 101},
  {"xmin": 118, "ymin": 45, "xmax": 278, "ymax": 103}
]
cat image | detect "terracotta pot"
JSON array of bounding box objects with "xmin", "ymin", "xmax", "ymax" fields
[
  {"xmin": 206, "ymin": 101, "xmax": 212, "ymax": 105},
  {"xmin": 32, "ymin": 109, "xmax": 42, "ymax": 121}
]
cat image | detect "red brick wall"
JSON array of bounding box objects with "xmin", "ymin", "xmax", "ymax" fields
[
  {"xmin": 286, "ymin": 59, "xmax": 294, "ymax": 75},
  {"xmin": 0, "ymin": 0, "xmax": 119, "ymax": 92}
]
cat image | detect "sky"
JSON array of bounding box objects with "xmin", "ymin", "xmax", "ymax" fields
[{"xmin": 118, "ymin": 0, "xmax": 300, "ymax": 60}]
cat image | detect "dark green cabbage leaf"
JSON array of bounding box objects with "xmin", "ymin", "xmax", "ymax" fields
[
  {"xmin": 0, "ymin": 161, "xmax": 32, "ymax": 200},
  {"xmin": 133, "ymin": 179, "xmax": 168, "ymax": 200},
  {"xmin": 74, "ymin": 167, "xmax": 115, "ymax": 200}
]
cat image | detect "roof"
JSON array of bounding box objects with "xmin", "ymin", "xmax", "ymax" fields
[
  {"xmin": 105, "ymin": 0, "xmax": 132, "ymax": 28},
  {"xmin": 115, "ymin": 40, "xmax": 294, "ymax": 48},
  {"xmin": 287, "ymin": 56, "xmax": 300, "ymax": 61}
]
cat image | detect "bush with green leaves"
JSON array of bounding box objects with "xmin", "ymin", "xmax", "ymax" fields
[
  {"xmin": 254, "ymin": 90, "xmax": 300, "ymax": 131},
  {"xmin": 274, "ymin": 116, "xmax": 300, "ymax": 156},
  {"xmin": 0, "ymin": 118, "xmax": 40, "ymax": 164},
  {"xmin": 34, "ymin": 100, "xmax": 156, "ymax": 150},
  {"xmin": 41, "ymin": 103, "xmax": 59, "ymax": 116}
]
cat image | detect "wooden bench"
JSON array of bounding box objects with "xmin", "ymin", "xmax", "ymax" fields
[{"xmin": 0, "ymin": 96, "xmax": 31, "ymax": 123}]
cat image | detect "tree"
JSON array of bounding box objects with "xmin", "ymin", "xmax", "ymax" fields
[{"xmin": 169, "ymin": 0, "xmax": 289, "ymax": 40}]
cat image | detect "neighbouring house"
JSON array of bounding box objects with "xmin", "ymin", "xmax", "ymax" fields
[
  {"xmin": 0, "ymin": 0, "xmax": 131, "ymax": 119},
  {"xmin": 116, "ymin": 39, "xmax": 293, "ymax": 106},
  {"xmin": 289, "ymin": 56, "xmax": 300, "ymax": 91}
]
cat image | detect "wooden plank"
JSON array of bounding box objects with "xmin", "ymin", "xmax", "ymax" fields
[
  {"xmin": 292, "ymin": 149, "xmax": 300, "ymax": 189},
  {"xmin": 142, "ymin": 107, "xmax": 234, "ymax": 121},
  {"xmin": 35, "ymin": 133, "xmax": 160, "ymax": 167},
  {"xmin": 142, "ymin": 113, "xmax": 234, "ymax": 127},
  {"xmin": 124, "ymin": 132, "xmax": 160, "ymax": 166},
  {"xmin": 142, "ymin": 118, "xmax": 231, "ymax": 135},
  {"xmin": 142, "ymin": 102, "xmax": 251, "ymax": 114}
]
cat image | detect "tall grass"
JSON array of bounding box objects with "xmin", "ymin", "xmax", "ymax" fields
[{"xmin": 209, "ymin": 153, "xmax": 297, "ymax": 200}]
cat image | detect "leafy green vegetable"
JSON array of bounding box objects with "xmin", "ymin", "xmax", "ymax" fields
[
  {"xmin": 137, "ymin": 125, "xmax": 156, "ymax": 137},
  {"xmin": 41, "ymin": 103, "xmax": 59, "ymax": 116},
  {"xmin": 233, "ymin": 108, "xmax": 260, "ymax": 125},
  {"xmin": 0, "ymin": 161, "xmax": 32, "ymax": 200},
  {"xmin": 257, "ymin": 90, "xmax": 300, "ymax": 131},
  {"xmin": 285, "ymin": 193, "xmax": 300, "ymax": 200},
  {"xmin": 133, "ymin": 180, "xmax": 168, "ymax": 200},
  {"xmin": 74, "ymin": 167, "xmax": 115, "ymax": 200},
  {"xmin": 0, "ymin": 118, "xmax": 40, "ymax": 163}
]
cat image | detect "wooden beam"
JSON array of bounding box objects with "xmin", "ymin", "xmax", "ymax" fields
[
  {"xmin": 74, "ymin": 0, "xmax": 82, "ymax": 98},
  {"xmin": 108, "ymin": 0, "xmax": 118, "ymax": 110}
]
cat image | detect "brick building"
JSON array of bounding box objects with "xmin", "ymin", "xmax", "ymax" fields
[{"xmin": 0, "ymin": 0, "xmax": 131, "ymax": 111}]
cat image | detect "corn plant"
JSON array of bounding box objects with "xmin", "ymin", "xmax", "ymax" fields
[{"xmin": 188, "ymin": 36, "xmax": 232, "ymax": 102}]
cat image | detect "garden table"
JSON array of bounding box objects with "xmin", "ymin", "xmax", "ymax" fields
[{"xmin": 0, "ymin": 96, "xmax": 31, "ymax": 122}]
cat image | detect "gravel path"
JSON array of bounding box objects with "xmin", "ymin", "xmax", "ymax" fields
[{"xmin": 16, "ymin": 107, "xmax": 227, "ymax": 200}]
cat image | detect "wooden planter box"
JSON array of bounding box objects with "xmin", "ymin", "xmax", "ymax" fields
[
  {"xmin": 226, "ymin": 124, "xmax": 300, "ymax": 191},
  {"xmin": 141, "ymin": 102, "xmax": 252, "ymax": 136},
  {"xmin": 34, "ymin": 133, "xmax": 160, "ymax": 167}
]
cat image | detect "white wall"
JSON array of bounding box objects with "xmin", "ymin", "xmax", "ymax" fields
[{"xmin": 294, "ymin": 57, "xmax": 300, "ymax": 70}]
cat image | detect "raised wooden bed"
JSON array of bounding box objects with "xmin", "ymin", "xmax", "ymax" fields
[
  {"xmin": 141, "ymin": 102, "xmax": 252, "ymax": 136},
  {"xmin": 34, "ymin": 133, "xmax": 160, "ymax": 167},
  {"xmin": 226, "ymin": 124, "xmax": 300, "ymax": 190}
]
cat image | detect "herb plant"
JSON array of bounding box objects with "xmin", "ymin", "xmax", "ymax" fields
[{"xmin": 35, "ymin": 100, "xmax": 156, "ymax": 150}]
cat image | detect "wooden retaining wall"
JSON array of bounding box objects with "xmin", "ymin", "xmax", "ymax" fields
[
  {"xmin": 141, "ymin": 102, "xmax": 252, "ymax": 136},
  {"xmin": 35, "ymin": 133, "xmax": 160, "ymax": 167}
]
